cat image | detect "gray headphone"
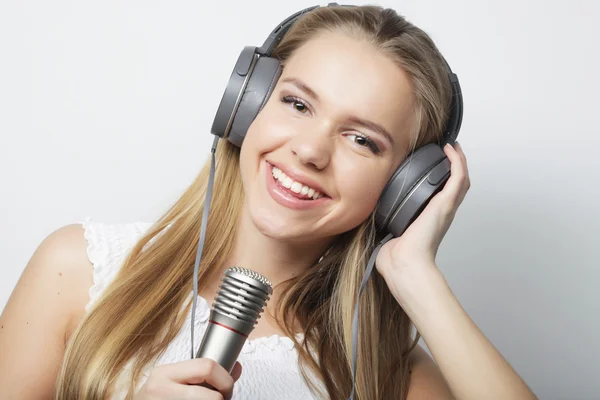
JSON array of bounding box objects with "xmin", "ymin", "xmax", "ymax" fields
[{"xmin": 210, "ymin": 3, "xmax": 463, "ymax": 238}]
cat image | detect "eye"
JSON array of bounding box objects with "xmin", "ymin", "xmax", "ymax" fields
[
  {"xmin": 346, "ymin": 133, "xmax": 380, "ymax": 154},
  {"xmin": 282, "ymin": 95, "xmax": 310, "ymax": 114}
]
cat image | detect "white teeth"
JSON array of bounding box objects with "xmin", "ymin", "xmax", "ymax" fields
[
  {"xmin": 290, "ymin": 182, "xmax": 302, "ymax": 193},
  {"xmin": 270, "ymin": 164, "xmax": 324, "ymax": 200}
]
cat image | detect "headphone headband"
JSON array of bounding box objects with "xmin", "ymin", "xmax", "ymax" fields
[
  {"xmin": 257, "ymin": 5, "xmax": 319, "ymax": 56},
  {"xmin": 445, "ymin": 66, "xmax": 463, "ymax": 144}
]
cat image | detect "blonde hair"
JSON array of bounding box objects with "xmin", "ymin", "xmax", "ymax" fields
[{"xmin": 56, "ymin": 5, "xmax": 452, "ymax": 400}]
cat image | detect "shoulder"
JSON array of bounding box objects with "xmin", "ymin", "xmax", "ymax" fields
[
  {"xmin": 406, "ymin": 344, "xmax": 454, "ymax": 400},
  {"xmin": 23, "ymin": 223, "xmax": 93, "ymax": 327},
  {"xmin": 0, "ymin": 220, "xmax": 153, "ymax": 399},
  {"xmin": 2, "ymin": 219, "xmax": 153, "ymax": 341},
  {"xmin": 39, "ymin": 223, "xmax": 90, "ymax": 269},
  {"xmin": 5, "ymin": 224, "xmax": 95, "ymax": 339},
  {"xmin": 0, "ymin": 220, "xmax": 150, "ymax": 398},
  {"xmin": 0, "ymin": 224, "xmax": 94, "ymax": 398}
]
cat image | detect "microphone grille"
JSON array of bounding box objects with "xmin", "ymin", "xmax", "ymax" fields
[
  {"xmin": 227, "ymin": 266, "xmax": 272, "ymax": 288},
  {"xmin": 212, "ymin": 267, "xmax": 273, "ymax": 326}
]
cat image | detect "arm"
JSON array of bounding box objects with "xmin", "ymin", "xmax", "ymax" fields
[
  {"xmin": 398, "ymin": 267, "xmax": 538, "ymax": 400},
  {"xmin": 377, "ymin": 143, "xmax": 537, "ymax": 400},
  {"xmin": 0, "ymin": 224, "xmax": 93, "ymax": 399},
  {"xmin": 406, "ymin": 344, "xmax": 455, "ymax": 399}
]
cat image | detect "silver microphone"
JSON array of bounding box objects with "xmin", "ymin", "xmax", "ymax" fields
[{"xmin": 195, "ymin": 266, "xmax": 273, "ymax": 374}]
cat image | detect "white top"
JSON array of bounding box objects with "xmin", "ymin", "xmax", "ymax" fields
[{"xmin": 81, "ymin": 218, "xmax": 326, "ymax": 400}]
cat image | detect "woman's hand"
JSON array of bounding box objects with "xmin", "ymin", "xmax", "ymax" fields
[
  {"xmin": 376, "ymin": 142, "xmax": 470, "ymax": 305},
  {"xmin": 135, "ymin": 358, "xmax": 242, "ymax": 400}
]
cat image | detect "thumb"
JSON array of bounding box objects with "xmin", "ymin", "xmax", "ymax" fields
[{"xmin": 231, "ymin": 361, "xmax": 242, "ymax": 382}]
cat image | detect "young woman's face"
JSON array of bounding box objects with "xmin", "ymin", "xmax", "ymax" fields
[{"xmin": 239, "ymin": 31, "xmax": 415, "ymax": 242}]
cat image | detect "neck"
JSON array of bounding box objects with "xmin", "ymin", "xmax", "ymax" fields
[{"xmin": 216, "ymin": 208, "xmax": 334, "ymax": 325}]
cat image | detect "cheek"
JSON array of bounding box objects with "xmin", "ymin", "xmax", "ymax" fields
[
  {"xmin": 238, "ymin": 111, "xmax": 285, "ymax": 189},
  {"xmin": 238, "ymin": 133, "xmax": 253, "ymax": 189},
  {"xmin": 239, "ymin": 114, "xmax": 270, "ymax": 174},
  {"xmin": 242, "ymin": 106, "xmax": 290, "ymax": 152},
  {"xmin": 338, "ymin": 167, "xmax": 387, "ymax": 217}
]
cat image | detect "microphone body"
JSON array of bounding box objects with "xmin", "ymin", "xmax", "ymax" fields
[{"xmin": 195, "ymin": 266, "xmax": 272, "ymax": 374}]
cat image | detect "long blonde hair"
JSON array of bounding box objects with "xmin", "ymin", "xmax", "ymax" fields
[{"xmin": 56, "ymin": 5, "xmax": 452, "ymax": 400}]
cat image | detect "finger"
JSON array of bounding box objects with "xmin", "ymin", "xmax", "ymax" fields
[
  {"xmin": 454, "ymin": 141, "xmax": 467, "ymax": 164},
  {"xmin": 443, "ymin": 144, "xmax": 466, "ymax": 186},
  {"xmin": 231, "ymin": 361, "xmax": 243, "ymax": 382},
  {"xmin": 442, "ymin": 144, "xmax": 468, "ymax": 204},
  {"xmin": 160, "ymin": 358, "xmax": 235, "ymax": 396},
  {"xmin": 165, "ymin": 383, "xmax": 226, "ymax": 400},
  {"xmin": 454, "ymin": 142, "xmax": 470, "ymax": 188}
]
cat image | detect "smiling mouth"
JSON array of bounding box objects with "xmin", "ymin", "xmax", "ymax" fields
[{"xmin": 269, "ymin": 165, "xmax": 324, "ymax": 201}]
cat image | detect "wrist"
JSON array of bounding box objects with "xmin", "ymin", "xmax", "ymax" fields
[{"xmin": 385, "ymin": 265, "xmax": 455, "ymax": 329}]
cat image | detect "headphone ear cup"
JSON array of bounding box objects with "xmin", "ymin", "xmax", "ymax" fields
[
  {"xmin": 211, "ymin": 46, "xmax": 256, "ymax": 139},
  {"xmin": 375, "ymin": 143, "xmax": 451, "ymax": 237},
  {"xmin": 226, "ymin": 56, "xmax": 282, "ymax": 147}
]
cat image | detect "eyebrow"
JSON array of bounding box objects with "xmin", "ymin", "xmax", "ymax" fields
[
  {"xmin": 346, "ymin": 116, "xmax": 395, "ymax": 146},
  {"xmin": 281, "ymin": 77, "xmax": 395, "ymax": 146},
  {"xmin": 281, "ymin": 77, "xmax": 320, "ymax": 102}
]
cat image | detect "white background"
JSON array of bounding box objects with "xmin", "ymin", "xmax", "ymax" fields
[{"xmin": 1, "ymin": 1, "xmax": 599, "ymax": 398}]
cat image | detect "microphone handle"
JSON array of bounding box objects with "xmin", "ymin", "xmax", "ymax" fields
[
  {"xmin": 196, "ymin": 319, "xmax": 247, "ymax": 391},
  {"xmin": 195, "ymin": 319, "xmax": 248, "ymax": 374},
  {"xmin": 192, "ymin": 266, "xmax": 272, "ymax": 390}
]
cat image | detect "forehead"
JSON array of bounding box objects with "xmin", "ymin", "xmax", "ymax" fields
[{"xmin": 279, "ymin": 31, "xmax": 415, "ymax": 149}]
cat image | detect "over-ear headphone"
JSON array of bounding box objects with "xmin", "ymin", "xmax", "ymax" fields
[{"xmin": 210, "ymin": 3, "xmax": 463, "ymax": 237}]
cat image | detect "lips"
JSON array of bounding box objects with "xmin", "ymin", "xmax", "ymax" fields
[
  {"xmin": 264, "ymin": 161, "xmax": 331, "ymax": 210},
  {"xmin": 271, "ymin": 166, "xmax": 323, "ymax": 200},
  {"xmin": 266, "ymin": 161, "xmax": 329, "ymax": 198}
]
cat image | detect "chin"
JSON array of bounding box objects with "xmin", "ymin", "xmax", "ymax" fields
[
  {"xmin": 248, "ymin": 206, "xmax": 308, "ymax": 240},
  {"xmin": 249, "ymin": 207, "xmax": 365, "ymax": 244}
]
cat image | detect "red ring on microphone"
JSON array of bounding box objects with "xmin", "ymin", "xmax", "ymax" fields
[{"xmin": 208, "ymin": 319, "xmax": 248, "ymax": 338}]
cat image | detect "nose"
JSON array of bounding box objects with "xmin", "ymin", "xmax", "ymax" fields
[{"xmin": 289, "ymin": 122, "xmax": 333, "ymax": 170}]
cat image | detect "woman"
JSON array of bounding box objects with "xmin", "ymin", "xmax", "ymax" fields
[{"xmin": 0, "ymin": 4, "xmax": 537, "ymax": 400}]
